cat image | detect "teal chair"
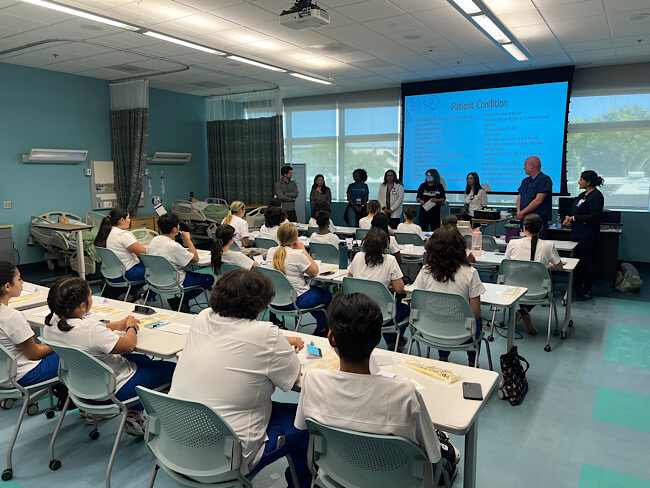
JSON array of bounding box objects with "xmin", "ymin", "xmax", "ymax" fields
[
  {"xmin": 464, "ymin": 234, "xmax": 499, "ymax": 252},
  {"xmin": 41, "ymin": 338, "xmax": 167, "ymax": 488},
  {"xmin": 0, "ymin": 344, "xmax": 58, "ymax": 481},
  {"xmin": 140, "ymin": 254, "xmax": 210, "ymax": 312},
  {"xmin": 309, "ymin": 242, "xmax": 339, "ymax": 265},
  {"xmin": 229, "ymin": 240, "xmax": 241, "ymax": 252},
  {"xmin": 255, "ymin": 237, "xmax": 278, "ymax": 249},
  {"xmin": 257, "ymin": 267, "xmax": 327, "ymax": 331},
  {"xmin": 407, "ymin": 290, "xmax": 493, "ymax": 369},
  {"xmin": 498, "ymin": 259, "xmax": 558, "ymax": 352},
  {"xmin": 306, "ymin": 226, "xmax": 319, "ymax": 237},
  {"xmin": 355, "ymin": 228, "xmax": 369, "ymax": 241},
  {"xmin": 215, "ymin": 262, "xmax": 244, "ymax": 281},
  {"xmin": 136, "ymin": 386, "xmax": 300, "ymax": 488},
  {"xmin": 342, "ymin": 277, "xmax": 408, "ymax": 352},
  {"xmin": 395, "ymin": 232, "xmax": 424, "ymax": 246},
  {"xmin": 95, "ymin": 247, "xmax": 146, "ymax": 302},
  {"xmin": 306, "ymin": 419, "xmax": 451, "ymax": 488}
]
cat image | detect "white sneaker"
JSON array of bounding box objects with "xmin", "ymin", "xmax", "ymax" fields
[
  {"xmin": 134, "ymin": 296, "xmax": 146, "ymax": 305},
  {"xmin": 124, "ymin": 411, "xmax": 145, "ymax": 437},
  {"xmin": 85, "ymin": 413, "xmax": 117, "ymax": 425}
]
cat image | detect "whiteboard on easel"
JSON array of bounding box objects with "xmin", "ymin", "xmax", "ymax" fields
[{"xmin": 90, "ymin": 160, "xmax": 144, "ymax": 210}]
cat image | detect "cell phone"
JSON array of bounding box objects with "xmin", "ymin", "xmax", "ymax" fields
[
  {"xmin": 306, "ymin": 344, "xmax": 323, "ymax": 357},
  {"xmin": 462, "ymin": 382, "xmax": 483, "ymax": 401},
  {"xmin": 133, "ymin": 305, "xmax": 156, "ymax": 315},
  {"xmin": 99, "ymin": 319, "xmax": 110, "ymax": 324},
  {"xmin": 320, "ymin": 271, "xmax": 335, "ymax": 276}
]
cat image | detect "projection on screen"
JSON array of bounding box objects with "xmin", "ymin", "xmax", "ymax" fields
[{"xmin": 402, "ymin": 82, "xmax": 569, "ymax": 193}]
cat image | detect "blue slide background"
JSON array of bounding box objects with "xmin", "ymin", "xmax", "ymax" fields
[{"xmin": 402, "ymin": 82, "xmax": 569, "ymax": 193}]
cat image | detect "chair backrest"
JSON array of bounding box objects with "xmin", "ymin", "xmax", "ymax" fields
[
  {"xmin": 136, "ymin": 386, "xmax": 245, "ymax": 482},
  {"xmin": 229, "ymin": 240, "xmax": 241, "ymax": 252},
  {"xmin": 216, "ymin": 263, "xmax": 243, "ymax": 279},
  {"xmin": 394, "ymin": 232, "xmax": 424, "ymax": 246},
  {"xmin": 130, "ymin": 228, "xmax": 158, "ymax": 246},
  {"xmin": 481, "ymin": 235, "xmax": 499, "ymax": 252},
  {"xmin": 355, "ymin": 228, "xmax": 369, "ymax": 241},
  {"xmin": 306, "ymin": 226, "xmax": 318, "ymax": 237},
  {"xmin": 256, "ymin": 267, "xmax": 296, "ymax": 307},
  {"xmin": 95, "ymin": 247, "xmax": 127, "ymax": 281},
  {"xmin": 342, "ymin": 277, "xmax": 394, "ymax": 322},
  {"xmin": 255, "ymin": 237, "xmax": 278, "ymax": 250},
  {"xmin": 410, "ymin": 289, "xmax": 475, "ymax": 345},
  {"xmin": 306, "ymin": 419, "xmax": 435, "ymax": 488},
  {"xmin": 309, "ymin": 242, "xmax": 339, "ymax": 265},
  {"xmin": 0, "ymin": 344, "xmax": 18, "ymax": 387},
  {"xmin": 497, "ymin": 259, "xmax": 551, "ymax": 296},
  {"xmin": 140, "ymin": 254, "xmax": 181, "ymax": 289},
  {"xmin": 40, "ymin": 338, "xmax": 115, "ymax": 400}
]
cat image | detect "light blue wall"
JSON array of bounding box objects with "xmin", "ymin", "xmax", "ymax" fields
[{"xmin": 0, "ymin": 62, "xmax": 208, "ymax": 265}]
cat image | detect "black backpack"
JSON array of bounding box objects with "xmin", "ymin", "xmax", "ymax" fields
[{"xmin": 498, "ymin": 346, "xmax": 529, "ymax": 406}]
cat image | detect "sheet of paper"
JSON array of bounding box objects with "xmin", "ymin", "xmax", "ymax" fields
[
  {"xmin": 422, "ymin": 200, "xmax": 436, "ymax": 212},
  {"xmin": 253, "ymin": 255, "xmax": 265, "ymax": 264},
  {"xmin": 371, "ymin": 352, "xmax": 393, "ymax": 366},
  {"xmin": 156, "ymin": 322, "xmax": 190, "ymax": 335}
]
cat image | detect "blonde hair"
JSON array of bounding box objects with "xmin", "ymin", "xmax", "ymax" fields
[
  {"xmin": 222, "ymin": 201, "xmax": 245, "ymax": 226},
  {"xmin": 272, "ymin": 222, "xmax": 298, "ymax": 275}
]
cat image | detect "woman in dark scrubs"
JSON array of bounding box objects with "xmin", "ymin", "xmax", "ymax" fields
[
  {"xmin": 416, "ymin": 169, "xmax": 446, "ymax": 231},
  {"xmin": 563, "ymin": 170, "xmax": 604, "ymax": 301}
]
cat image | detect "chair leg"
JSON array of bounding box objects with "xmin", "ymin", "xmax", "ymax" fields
[
  {"xmin": 4, "ymin": 389, "xmax": 31, "ymax": 475},
  {"xmin": 177, "ymin": 291, "xmax": 185, "ymax": 312},
  {"xmin": 49, "ymin": 395, "xmax": 71, "ymax": 464},
  {"xmin": 545, "ymin": 301, "xmax": 553, "ymax": 352},
  {"xmin": 483, "ymin": 338, "xmax": 493, "ymax": 371},
  {"xmin": 144, "ymin": 289, "xmax": 150, "ymax": 304},
  {"xmin": 100, "ymin": 282, "xmax": 107, "ymax": 297},
  {"xmin": 123, "ymin": 284, "xmax": 132, "ymax": 302},
  {"xmin": 147, "ymin": 463, "xmax": 159, "ymax": 488},
  {"xmin": 285, "ymin": 455, "xmax": 301, "ymax": 488},
  {"xmin": 295, "ymin": 311, "xmax": 302, "ymax": 331},
  {"xmin": 416, "ymin": 341, "xmax": 422, "ymax": 357},
  {"xmin": 426, "ymin": 346, "xmax": 430, "ymax": 358},
  {"xmin": 474, "ymin": 342, "xmax": 480, "ymax": 368},
  {"xmin": 393, "ymin": 328, "xmax": 401, "ymax": 352},
  {"xmin": 407, "ymin": 337, "xmax": 414, "ymax": 355},
  {"xmin": 104, "ymin": 410, "xmax": 128, "ymax": 488}
]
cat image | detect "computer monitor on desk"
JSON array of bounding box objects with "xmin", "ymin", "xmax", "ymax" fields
[{"xmin": 601, "ymin": 210, "xmax": 622, "ymax": 226}]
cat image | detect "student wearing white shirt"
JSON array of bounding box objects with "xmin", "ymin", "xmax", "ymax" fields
[
  {"xmin": 43, "ymin": 277, "xmax": 175, "ymax": 436},
  {"xmin": 221, "ymin": 201, "xmax": 250, "ymax": 248},
  {"xmin": 210, "ymin": 224, "xmax": 258, "ymax": 275},
  {"xmin": 147, "ymin": 213, "xmax": 214, "ymax": 312},
  {"xmin": 413, "ymin": 227, "xmax": 486, "ymax": 366},
  {"xmin": 295, "ymin": 293, "xmax": 459, "ymax": 483},
  {"xmin": 358, "ymin": 200, "xmax": 380, "ymax": 229},
  {"xmin": 168, "ymin": 270, "xmax": 311, "ymax": 487},
  {"xmin": 0, "ymin": 262, "xmax": 59, "ymax": 388},
  {"xmin": 396, "ymin": 206, "xmax": 426, "ymax": 241},
  {"xmin": 370, "ymin": 213, "xmax": 401, "ymax": 263},
  {"xmin": 504, "ymin": 213, "xmax": 563, "ymax": 335},
  {"xmin": 348, "ymin": 229, "xmax": 408, "ymax": 351},
  {"xmin": 94, "ymin": 208, "xmax": 148, "ymax": 295},
  {"xmin": 259, "ymin": 206, "xmax": 285, "ymax": 243},
  {"xmin": 266, "ymin": 222, "xmax": 331, "ymax": 336},
  {"xmin": 309, "ymin": 211, "xmax": 340, "ymax": 247}
]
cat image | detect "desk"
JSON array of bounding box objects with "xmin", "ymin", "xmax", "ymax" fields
[
  {"xmin": 471, "ymin": 217, "xmax": 508, "ymax": 236},
  {"xmin": 32, "ymin": 222, "xmax": 94, "ymax": 280},
  {"xmin": 293, "ymin": 330, "xmax": 498, "ymax": 488},
  {"xmin": 8, "ymin": 282, "xmax": 49, "ymax": 311}
]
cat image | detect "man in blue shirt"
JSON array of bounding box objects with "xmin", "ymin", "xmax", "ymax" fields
[{"xmin": 517, "ymin": 156, "xmax": 552, "ymax": 238}]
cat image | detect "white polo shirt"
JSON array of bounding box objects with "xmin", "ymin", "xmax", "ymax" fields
[
  {"xmin": 169, "ymin": 310, "xmax": 300, "ymax": 473},
  {"xmin": 43, "ymin": 315, "xmax": 136, "ymax": 391},
  {"xmin": 309, "ymin": 232, "xmax": 340, "ymax": 247},
  {"xmin": 396, "ymin": 222, "xmax": 425, "ymax": 241},
  {"xmin": 106, "ymin": 227, "xmax": 140, "ymax": 271},
  {"xmin": 221, "ymin": 250, "xmax": 255, "ymax": 270},
  {"xmin": 308, "ymin": 218, "xmax": 336, "ymax": 233},
  {"xmin": 348, "ymin": 252, "xmax": 403, "ymax": 289},
  {"xmin": 258, "ymin": 225, "xmax": 280, "ymax": 243},
  {"xmin": 229, "ymin": 215, "xmax": 249, "ymax": 249},
  {"xmin": 0, "ymin": 304, "xmax": 39, "ymax": 385},
  {"xmin": 505, "ymin": 237, "xmax": 561, "ymax": 267},
  {"xmin": 146, "ymin": 235, "xmax": 194, "ymax": 283},
  {"xmin": 265, "ymin": 246, "xmax": 312, "ymax": 296},
  {"xmin": 413, "ymin": 264, "xmax": 485, "ymax": 301},
  {"xmin": 358, "ymin": 215, "xmax": 373, "ymax": 229}
]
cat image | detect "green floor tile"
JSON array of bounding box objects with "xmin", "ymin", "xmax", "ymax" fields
[
  {"xmin": 593, "ymin": 387, "xmax": 650, "ymax": 432},
  {"xmin": 604, "ymin": 326, "xmax": 650, "ymax": 369},
  {"xmin": 613, "ymin": 299, "xmax": 650, "ymax": 316},
  {"xmin": 580, "ymin": 465, "xmax": 650, "ymax": 488}
]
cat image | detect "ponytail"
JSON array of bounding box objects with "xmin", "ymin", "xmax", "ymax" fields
[
  {"xmin": 0, "ymin": 261, "xmax": 17, "ymax": 297},
  {"xmin": 211, "ymin": 225, "xmax": 235, "ymax": 274},
  {"xmin": 273, "ymin": 222, "xmax": 298, "ymax": 275},
  {"xmin": 363, "ymin": 229, "xmax": 387, "ymax": 266},
  {"xmin": 273, "ymin": 247, "xmax": 288, "ymax": 275},
  {"xmin": 222, "ymin": 201, "xmax": 245, "ymax": 226},
  {"xmin": 94, "ymin": 208, "xmax": 129, "ymax": 248},
  {"xmin": 523, "ymin": 214, "xmax": 543, "ymax": 262},
  {"xmin": 45, "ymin": 277, "xmax": 91, "ymax": 332},
  {"xmin": 530, "ymin": 235, "xmax": 539, "ymax": 262}
]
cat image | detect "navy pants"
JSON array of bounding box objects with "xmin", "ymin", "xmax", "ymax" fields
[
  {"xmin": 383, "ymin": 302, "xmax": 410, "ymax": 346},
  {"xmin": 107, "ymin": 261, "xmax": 146, "ymax": 296},
  {"xmin": 181, "ymin": 271, "xmax": 215, "ymax": 300},
  {"xmin": 18, "ymin": 352, "xmax": 60, "ymax": 387},
  {"xmin": 276, "ymin": 286, "xmax": 332, "ymax": 332}
]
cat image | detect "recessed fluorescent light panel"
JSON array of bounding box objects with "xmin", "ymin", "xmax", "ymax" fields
[
  {"xmin": 502, "ymin": 43, "xmax": 529, "ymax": 62},
  {"xmin": 451, "ymin": 0, "xmax": 481, "ymax": 15},
  {"xmin": 227, "ymin": 55, "xmax": 286, "ymax": 72},
  {"xmin": 472, "ymin": 14, "xmax": 510, "ymax": 44},
  {"xmin": 289, "ymin": 73, "xmax": 332, "ymax": 85},
  {"xmin": 143, "ymin": 31, "xmax": 224, "ymax": 55},
  {"xmin": 22, "ymin": 0, "xmax": 138, "ymax": 30}
]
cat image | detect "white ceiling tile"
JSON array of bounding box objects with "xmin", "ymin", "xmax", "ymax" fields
[
  {"xmin": 603, "ymin": 0, "xmax": 650, "ymax": 13},
  {"xmin": 210, "ymin": 3, "xmax": 278, "ymax": 24},
  {"xmin": 385, "ymin": 0, "xmax": 448, "ymax": 13},
  {"xmin": 0, "ymin": 3, "xmax": 71, "ymax": 24},
  {"xmin": 0, "ymin": 25, "xmax": 23, "ymax": 38},
  {"xmin": 547, "ymin": 16, "xmax": 610, "ymax": 43},
  {"xmin": 0, "ymin": 0, "xmax": 20, "ymax": 7},
  {"xmin": 160, "ymin": 12, "xmax": 238, "ymax": 36},
  {"xmin": 67, "ymin": 0, "xmax": 133, "ymax": 9},
  {"xmin": 50, "ymin": 40, "xmax": 115, "ymax": 56},
  {"xmin": 612, "ymin": 35, "xmax": 649, "ymax": 47},
  {"xmin": 570, "ymin": 48, "xmax": 616, "ymax": 61},
  {"xmin": 108, "ymin": 0, "xmax": 200, "ymax": 24},
  {"xmin": 364, "ymin": 14, "xmax": 432, "ymax": 34},
  {"xmin": 0, "ymin": 11, "xmax": 51, "ymax": 31},
  {"xmin": 320, "ymin": 0, "xmax": 367, "ymax": 8},
  {"xmin": 76, "ymin": 66, "xmax": 125, "ymax": 78},
  {"xmin": 565, "ymin": 39, "xmax": 614, "ymax": 52},
  {"xmin": 82, "ymin": 50, "xmax": 151, "ymax": 65},
  {"xmin": 336, "ymin": 0, "xmax": 404, "ymax": 22},
  {"xmin": 537, "ymin": 0, "xmax": 605, "ymax": 22},
  {"xmin": 607, "ymin": 11, "xmax": 650, "ymax": 37},
  {"xmin": 171, "ymin": 0, "xmax": 243, "ymax": 11},
  {"xmin": 91, "ymin": 31, "xmax": 162, "ymax": 48},
  {"xmin": 46, "ymin": 59, "xmax": 105, "ymax": 72},
  {"xmin": 615, "ymin": 44, "xmax": 650, "ymax": 56}
]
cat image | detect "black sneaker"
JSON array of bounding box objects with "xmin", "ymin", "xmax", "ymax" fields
[
  {"xmin": 437, "ymin": 459, "xmax": 458, "ymax": 487},
  {"xmin": 437, "ymin": 430, "xmax": 461, "ymax": 465}
]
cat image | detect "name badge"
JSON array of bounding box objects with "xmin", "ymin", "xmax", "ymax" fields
[
  {"xmin": 356, "ymin": 198, "xmax": 362, "ymax": 205},
  {"xmin": 577, "ymin": 198, "xmax": 586, "ymax": 207}
]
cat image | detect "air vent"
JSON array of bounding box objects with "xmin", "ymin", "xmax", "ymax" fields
[
  {"xmin": 190, "ymin": 81, "xmax": 226, "ymax": 88},
  {"xmin": 106, "ymin": 64, "xmax": 151, "ymax": 74},
  {"xmin": 309, "ymin": 41, "xmax": 357, "ymax": 54}
]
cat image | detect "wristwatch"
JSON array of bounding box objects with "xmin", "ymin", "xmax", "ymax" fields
[{"xmin": 126, "ymin": 325, "xmax": 138, "ymax": 335}]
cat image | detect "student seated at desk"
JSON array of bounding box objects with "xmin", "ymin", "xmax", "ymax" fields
[
  {"xmin": 259, "ymin": 206, "xmax": 286, "ymax": 243},
  {"xmin": 222, "ymin": 201, "xmax": 250, "ymax": 248},
  {"xmin": 370, "ymin": 213, "xmax": 401, "ymax": 263},
  {"xmin": 397, "ymin": 206, "xmax": 426, "ymax": 240},
  {"xmin": 413, "ymin": 227, "xmax": 485, "ymax": 366},
  {"xmin": 358, "ymin": 200, "xmax": 380, "ymax": 230},
  {"xmin": 211, "ymin": 224, "xmax": 258, "ymax": 274},
  {"xmin": 442, "ymin": 215, "xmax": 476, "ymax": 263},
  {"xmin": 168, "ymin": 270, "xmax": 311, "ymax": 487},
  {"xmin": 266, "ymin": 222, "xmax": 331, "ymax": 337},
  {"xmin": 43, "ymin": 277, "xmax": 175, "ymax": 436},
  {"xmin": 0, "ymin": 262, "xmax": 60, "ymax": 389},
  {"xmin": 504, "ymin": 213, "xmax": 562, "ymax": 336},
  {"xmin": 308, "ymin": 202, "xmax": 336, "ymax": 233},
  {"xmin": 348, "ymin": 229, "xmax": 408, "ymax": 352},
  {"xmin": 294, "ymin": 293, "xmax": 459, "ymax": 483},
  {"xmin": 146, "ymin": 213, "xmax": 214, "ymax": 313},
  {"xmin": 309, "ymin": 211, "xmax": 340, "ymax": 247}
]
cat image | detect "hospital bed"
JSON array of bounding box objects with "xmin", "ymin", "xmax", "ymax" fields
[{"xmin": 171, "ymin": 198, "xmax": 229, "ymax": 242}]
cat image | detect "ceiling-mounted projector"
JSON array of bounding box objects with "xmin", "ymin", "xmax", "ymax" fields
[{"xmin": 280, "ymin": 0, "xmax": 329, "ymax": 30}]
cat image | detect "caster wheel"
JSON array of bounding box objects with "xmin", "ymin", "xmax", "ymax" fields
[
  {"xmin": 45, "ymin": 408, "xmax": 56, "ymax": 419},
  {"xmin": 544, "ymin": 345, "xmax": 551, "ymax": 352},
  {"xmin": 2, "ymin": 469, "xmax": 13, "ymax": 481},
  {"xmin": 27, "ymin": 403, "xmax": 39, "ymax": 416},
  {"xmin": 497, "ymin": 388, "xmax": 505, "ymax": 399},
  {"xmin": 49, "ymin": 459, "xmax": 61, "ymax": 471},
  {"xmin": 488, "ymin": 336, "xmax": 494, "ymax": 342},
  {"xmin": 553, "ymin": 330, "xmax": 559, "ymax": 336},
  {"xmin": 568, "ymin": 320, "xmax": 574, "ymax": 328},
  {"xmin": 0, "ymin": 399, "xmax": 14, "ymax": 410},
  {"xmin": 89, "ymin": 430, "xmax": 100, "ymax": 440},
  {"xmin": 561, "ymin": 331, "xmax": 567, "ymax": 340}
]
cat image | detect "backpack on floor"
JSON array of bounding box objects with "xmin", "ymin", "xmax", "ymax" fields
[{"xmin": 498, "ymin": 346, "xmax": 529, "ymax": 406}]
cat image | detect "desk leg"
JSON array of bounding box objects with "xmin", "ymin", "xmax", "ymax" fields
[
  {"xmin": 562, "ymin": 271, "xmax": 573, "ymax": 335},
  {"xmin": 507, "ymin": 303, "xmax": 516, "ymax": 352},
  {"xmin": 464, "ymin": 420, "xmax": 478, "ymax": 488},
  {"xmin": 76, "ymin": 230, "xmax": 86, "ymax": 280}
]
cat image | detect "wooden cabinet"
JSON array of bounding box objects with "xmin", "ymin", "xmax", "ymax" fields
[{"xmin": 130, "ymin": 215, "xmax": 158, "ymax": 233}]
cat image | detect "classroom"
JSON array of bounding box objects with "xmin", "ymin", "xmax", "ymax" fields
[{"xmin": 1, "ymin": 0, "xmax": 649, "ymax": 487}]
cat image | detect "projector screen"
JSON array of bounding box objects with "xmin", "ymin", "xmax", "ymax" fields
[{"xmin": 401, "ymin": 77, "xmax": 571, "ymax": 194}]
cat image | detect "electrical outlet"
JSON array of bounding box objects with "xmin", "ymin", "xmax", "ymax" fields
[
  {"xmin": 3, "ymin": 201, "xmax": 11, "ymax": 209},
  {"xmin": 84, "ymin": 168, "xmax": 92, "ymax": 177}
]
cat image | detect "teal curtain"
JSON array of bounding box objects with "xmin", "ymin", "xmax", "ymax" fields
[{"xmin": 207, "ymin": 115, "xmax": 284, "ymax": 204}]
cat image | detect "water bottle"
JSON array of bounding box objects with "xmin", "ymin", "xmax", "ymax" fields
[
  {"xmin": 556, "ymin": 214, "xmax": 562, "ymax": 228},
  {"xmin": 471, "ymin": 227, "xmax": 483, "ymax": 255},
  {"xmin": 339, "ymin": 243, "xmax": 348, "ymax": 270}
]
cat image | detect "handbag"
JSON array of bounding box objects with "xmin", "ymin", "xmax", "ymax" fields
[{"xmin": 497, "ymin": 346, "xmax": 529, "ymax": 406}]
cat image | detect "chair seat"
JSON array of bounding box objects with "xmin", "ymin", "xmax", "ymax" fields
[
  {"xmin": 106, "ymin": 278, "xmax": 146, "ymax": 287},
  {"xmin": 71, "ymin": 394, "xmax": 141, "ymax": 416},
  {"xmin": 519, "ymin": 292, "xmax": 550, "ymax": 303},
  {"xmin": 413, "ymin": 330, "xmax": 486, "ymax": 350},
  {"xmin": 0, "ymin": 376, "xmax": 59, "ymax": 400},
  {"xmin": 269, "ymin": 303, "xmax": 326, "ymax": 315}
]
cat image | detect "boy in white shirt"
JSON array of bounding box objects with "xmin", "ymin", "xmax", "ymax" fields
[
  {"xmin": 358, "ymin": 200, "xmax": 380, "ymax": 229},
  {"xmin": 294, "ymin": 293, "xmax": 459, "ymax": 483},
  {"xmin": 309, "ymin": 211, "xmax": 340, "ymax": 247},
  {"xmin": 259, "ymin": 206, "xmax": 285, "ymax": 243},
  {"xmin": 396, "ymin": 206, "xmax": 425, "ymax": 241},
  {"xmin": 147, "ymin": 213, "xmax": 214, "ymax": 312}
]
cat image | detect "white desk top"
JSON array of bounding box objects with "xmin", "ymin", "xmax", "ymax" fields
[
  {"xmin": 8, "ymin": 282, "xmax": 49, "ymax": 311},
  {"xmin": 403, "ymin": 282, "xmax": 527, "ymax": 308},
  {"xmin": 494, "ymin": 238, "xmax": 578, "ymax": 252},
  {"xmin": 473, "ymin": 251, "xmax": 579, "ymax": 272},
  {"xmin": 197, "ymin": 249, "xmax": 211, "ymax": 267}
]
